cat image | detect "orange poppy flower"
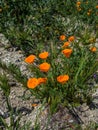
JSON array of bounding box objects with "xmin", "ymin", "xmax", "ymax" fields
[
  {"xmin": 57, "ymin": 75, "xmax": 69, "ymax": 84},
  {"xmin": 24, "ymin": 55, "xmax": 36, "ymax": 64},
  {"xmin": 90, "ymin": 47, "xmax": 97, "ymax": 52},
  {"xmin": 38, "ymin": 77, "xmax": 47, "ymax": 85},
  {"xmin": 62, "ymin": 41, "xmax": 70, "ymax": 48},
  {"xmin": 68, "ymin": 36, "xmax": 75, "ymax": 42},
  {"xmin": 77, "ymin": 1, "xmax": 81, "ymax": 6},
  {"xmin": 39, "ymin": 52, "xmax": 49, "ymax": 59},
  {"xmin": 76, "ymin": 1, "xmax": 81, "ymax": 7},
  {"xmin": 60, "ymin": 35, "xmax": 66, "ymax": 41},
  {"xmin": 27, "ymin": 78, "xmax": 39, "ymax": 89},
  {"xmin": 32, "ymin": 103, "xmax": 38, "ymax": 107},
  {"xmin": 96, "ymin": 5, "xmax": 98, "ymax": 9},
  {"xmin": 39, "ymin": 62, "xmax": 50, "ymax": 72},
  {"xmin": 62, "ymin": 49, "xmax": 72, "ymax": 58}
]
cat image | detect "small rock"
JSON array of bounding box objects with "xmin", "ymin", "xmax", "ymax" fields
[
  {"xmin": 15, "ymin": 59, "xmax": 21, "ymax": 63},
  {"xmin": 18, "ymin": 50, "xmax": 23, "ymax": 54},
  {"xmin": 0, "ymin": 109, "xmax": 5, "ymax": 117},
  {"xmin": 4, "ymin": 44, "xmax": 11, "ymax": 49},
  {"xmin": 77, "ymin": 104, "xmax": 89, "ymax": 112},
  {"xmin": 5, "ymin": 117, "xmax": 10, "ymax": 126},
  {"xmin": 68, "ymin": 120, "xmax": 74, "ymax": 123},
  {"xmin": 0, "ymin": 52, "xmax": 2, "ymax": 55},
  {"xmin": 8, "ymin": 81, "xmax": 16, "ymax": 87}
]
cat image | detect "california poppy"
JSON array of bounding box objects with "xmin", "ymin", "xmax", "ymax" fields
[
  {"xmin": 96, "ymin": 5, "xmax": 98, "ymax": 9},
  {"xmin": 62, "ymin": 49, "xmax": 72, "ymax": 58},
  {"xmin": 57, "ymin": 75, "xmax": 69, "ymax": 84},
  {"xmin": 32, "ymin": 103, "xmax": 38, "ymax": 107},
  {"xmin": 27, "ymin": 78, "xmax": 39, "ymax": 89},
  {"xmin": 38, "ymin": 77, "xmax": 47, "ymax": 85},
  {"xmin": 39, "ymin": 52, "xmax": 49, "ymax": 59},
  {"xmin": 24, "ymin": 55, "xmax": 36, "ymax": 64},
  {"xmin": 68, "ymin": 36, "xmax": 75, "ymax": 42},
  {"xmin": 60, "ymin": 35, "xmax": 66, "ymax": 41},
  {"xmin": 39, "ymin": 62, "xmax": 50, "ymax": 72},
  {"xmin": 62, "ymin": 41, "xmax": 70, "ymax": 48},
  {"xmin": 90, "ymin": 47, "xmax": 97, "ymax": 52}
]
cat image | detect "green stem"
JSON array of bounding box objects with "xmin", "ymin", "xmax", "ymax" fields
[
  {"xmin": 6, "ymin": 96, "xmax": 14, "ymax": 130},
  {"xmin": 6, "ymin": 96, "xmax": 11, "ymax": 111}
]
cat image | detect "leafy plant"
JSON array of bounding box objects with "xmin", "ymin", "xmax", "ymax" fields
[
  {"xmin": 25, "ymin": 35, "xmax": 98, "ymax": 114},
  {"xmin": 0, "ymin": 60, "xmax": 27, "ymax": 87},
  {"xmin": 0, "ymin": 0, "xmax": 98, "ymax": 54}
]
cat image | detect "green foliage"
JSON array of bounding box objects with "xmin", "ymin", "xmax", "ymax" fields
[
  {"xmin": 25, "ymin": 35, "xmax": 98, "ymax": 114},
  {"xmin": 0, "ymin": 62, "xmax": 32, "ymax": 129},
  {"xmin": 0, "ymin": 0, "xmax": 98, "ymax": 128},
  {"xmin": 0, "ymin": 0, "xmax": 98, "ymax": 54},
  {"xmin": 73, "ymin": 122, "xmax": 98, "ymax": 130},
  {"xmin": 0, "ymin": 73, "xmax": 19, "ymax": 130},
  {"xmin": 0, "ymin": 73, "xmax": 10, "ymax": 96},
  {"xmin": 76, "ymin": 0, "xmax": 98, "ymax": 24},
  {"xmin": 0, "ymin": 60, "xmax": 27, "ymax": 87}
]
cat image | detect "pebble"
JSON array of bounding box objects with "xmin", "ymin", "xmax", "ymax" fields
[
  {"xmin": 8, "ymin": 81, "xmax": 16, "ymax": 86},
  {"xmin": 0, "ymin": 52, "xmax": 2, "ymax": 55},
  {"xmin": 77, "ymin": 104, "xmax": 89, "ymax": 112},
  {"xmin": 68, "ymin": 120, "xmax": 74, "ymax": 123},
  {"xmin": 18, "ymin": 50, "xmax": 23, "ymax": 54},
  {"xmin": 0, "ymin": 109, "xmax": 5, "ymax": 116}
]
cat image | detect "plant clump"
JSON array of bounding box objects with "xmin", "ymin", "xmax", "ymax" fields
[{"xmin": 25, "ymin": 35, "xmax": 98, "ymax": 114}]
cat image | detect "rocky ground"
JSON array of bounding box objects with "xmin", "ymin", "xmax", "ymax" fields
[{"xmin": 0, "ymin": 33, "xmax": 98, "ymax": 130}]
